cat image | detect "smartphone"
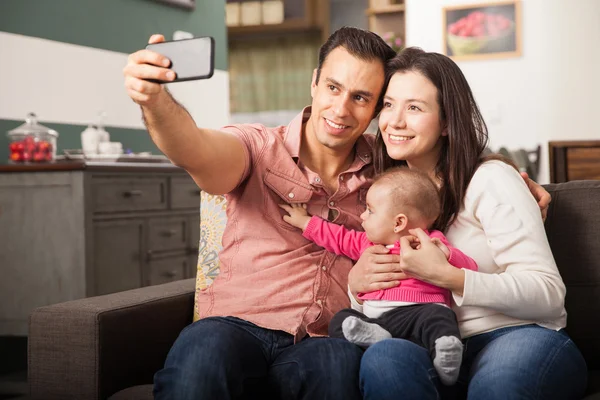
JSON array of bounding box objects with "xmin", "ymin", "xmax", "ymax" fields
[{"xmin": 145, "ymin": 36, "xmax": 215, "ymax": 83}]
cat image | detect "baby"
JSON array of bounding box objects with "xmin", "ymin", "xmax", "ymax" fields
[{"xmin": 279, "ymin": 167, "xmax": 478, "ymax": 385}]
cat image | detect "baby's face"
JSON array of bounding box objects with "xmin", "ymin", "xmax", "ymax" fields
[{"xmin": 359, "ymin": 184, "xmax": 399, "ymax": 244}]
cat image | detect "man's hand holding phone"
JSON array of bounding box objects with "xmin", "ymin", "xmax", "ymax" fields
[
  {"xmin": 123, "ymin": 34, "xmax": 215, "ymax": 106},
  {"xmin": 123, "ymin": 34, "xmax": 174, "ymax": 106}
]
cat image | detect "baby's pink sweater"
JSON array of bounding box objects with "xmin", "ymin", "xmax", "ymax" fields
[{"xmin": 303, "ymin": 216, "xmax": 478, "ymax": 307}]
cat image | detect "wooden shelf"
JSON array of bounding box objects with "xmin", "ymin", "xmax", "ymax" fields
[
  {"xmin": 367, "ymin": 0, "xmax": 405, "ymax": 39},
  {"xmin": 227, "ymin": 0, "xmax": 330, "ymax": 42},
  {"xmin": 228, "ymin": 19, "xmax": 319, "ymax": 40},
  {"xmin": 366, "ymin": 4, "xmax": 405, "ymax": 16}
]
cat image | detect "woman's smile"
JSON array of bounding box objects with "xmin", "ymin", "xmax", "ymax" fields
[{"xmin": 386, "ymin": 133, "xmax": 415, "ymax": 143}]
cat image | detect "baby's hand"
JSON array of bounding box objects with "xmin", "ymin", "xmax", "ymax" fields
[
  {"xmin": 430, "ymin": 237, "xmax": 451, "ymax": 259},
  {"xmin": 278, "ymin": 203, "xmax": 311, "ymax": 231}
]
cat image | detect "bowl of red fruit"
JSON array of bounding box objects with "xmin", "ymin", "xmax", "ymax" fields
[
  {"xmin": 447, "ymin": 11, "xmax": 514, "ymax": 56},
  {"xmin": 7, "ymin": 113, "xmax": 58, "ymax": 163}
]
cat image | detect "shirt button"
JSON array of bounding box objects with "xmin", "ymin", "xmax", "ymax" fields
[
  {"xmin": 315, "ymin": 177, "xmax": 321, "ymax": 183},
  {"xmin": 340, "ymin": 176, "xmax": 344, "ymax": 181},
  {"xmin": 288, "ymin": 192, "xmax": 295, "ymax": 199},
  {"xmin": 322, "ymin": 265, "xmax": 327, "ymax": 271},
  {"xmin": 329, "ymin": 201, "xmax": 335, "ymax": 207},
  {"xmin": 316, "ymin": 299, "xmax": 323, "ymax": 305}
]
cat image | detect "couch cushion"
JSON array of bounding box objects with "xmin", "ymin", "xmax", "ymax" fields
[
  {"xmin": 544, "ymin": 181, "xmax": 600, "ymax": 370},
  {"xmin": 194, "ymin": 192, "xmax": 227, "ymax": 321},
  {"xmin": 108, "ymin": 384, "xmax": 153, "ymax": 400}
]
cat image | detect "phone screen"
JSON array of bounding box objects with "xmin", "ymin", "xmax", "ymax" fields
[{"xmin": 146, "ymin": 36, "xmax": 214, "ymax": 83}]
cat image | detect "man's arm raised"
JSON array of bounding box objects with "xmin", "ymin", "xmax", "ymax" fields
[{"xmin": 123, "ymin": 34, "xmax": 246, "ymax": 195}]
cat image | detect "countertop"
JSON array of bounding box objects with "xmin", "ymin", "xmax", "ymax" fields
[{"xmin": 0, "ymin": 160, "xmax": 185, "ymax": 173}]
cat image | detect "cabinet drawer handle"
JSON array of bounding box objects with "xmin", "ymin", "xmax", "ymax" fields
[
  {"xmin": 123, "ymin": 190, "xmax": 143, "ymax": 197},
  {"xmin": 161, "ymin": 270, "xmax": 178, "ymax": 278},
  {"xmin": 161, "ymin": 229, "xmax": 178, "ymax": 237}
]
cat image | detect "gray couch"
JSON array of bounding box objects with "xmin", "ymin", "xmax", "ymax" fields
[{"xmin": 28, "ymin": 180, "xmax": 600, "ymax": 400}]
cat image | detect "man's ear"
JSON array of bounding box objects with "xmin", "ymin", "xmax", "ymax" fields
[
  {"xmin": 310, "ymin": 69, "xmax": 318, "ymax": 98},
  {"xmin": 441, "ymin": 128, "xmax": 448, "ymax": 137},
  {"xmin": 393, "ymin": 213, "xmax": 408, "ymax": 233}
]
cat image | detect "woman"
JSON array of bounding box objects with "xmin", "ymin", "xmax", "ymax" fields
[{"xmin": 349, "ymin": 48, "xmax": 588, "ymax": 399}]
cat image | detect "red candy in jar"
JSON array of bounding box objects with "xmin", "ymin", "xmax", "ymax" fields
[{"xmin": 7, "ymin": 113, "xmax": 59, "ymax": 163}]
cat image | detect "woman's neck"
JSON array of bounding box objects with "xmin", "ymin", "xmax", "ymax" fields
[
  {"xmin": 406, "ymin": 146, "xmax": 443, "ymax": 187},
  {"xmin": 407, "ymin": 160, "xmax": 440, "ymax": 186}
]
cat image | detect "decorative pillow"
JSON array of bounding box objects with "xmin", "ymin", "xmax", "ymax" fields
[{"xmin": 193, "ymin": 191, "xmax": 227, "ymax": 321}]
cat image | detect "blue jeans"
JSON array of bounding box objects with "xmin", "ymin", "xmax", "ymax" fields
[
  {"xmin": 153, "ymin": 316, "xmax": 363, "ymax": 400},
  {"xmin": 360, "ymin": 324, "xmax": 588, "ymax": 400}
]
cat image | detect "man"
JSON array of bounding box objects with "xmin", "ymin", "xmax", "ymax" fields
[{"xmin": 123, "ymin": 27, "xmax": 549, "ymax": 399}]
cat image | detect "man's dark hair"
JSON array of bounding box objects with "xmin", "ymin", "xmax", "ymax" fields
[
  {"xmin": 316, "ymin": 27, "xmax": 396, "ymax": 114},
  {"xmin": 316, "ymin": 27, "xmax": 396, "ymax": 84}
]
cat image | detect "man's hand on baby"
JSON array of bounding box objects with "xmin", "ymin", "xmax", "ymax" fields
[
  {"xmin": 278, "ymin": 203, "xmax": 311, "ymax": 231},
  {"xmin": 349, "ymin": 246, "xmax": 405, "ymax": 296},
  {"xmin": 521, "ymin": 171, "xmax": 551, "ymax": 221}
]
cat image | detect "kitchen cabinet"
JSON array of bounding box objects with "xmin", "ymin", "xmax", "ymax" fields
[{"xmin": 0, "ymin": 161, "xmax": 200, "ymax": 335}]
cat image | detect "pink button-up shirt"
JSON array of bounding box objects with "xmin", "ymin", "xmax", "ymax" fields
[{"xmin": 195, "ymin": 107, "xmax": 375, "ymax": 341}]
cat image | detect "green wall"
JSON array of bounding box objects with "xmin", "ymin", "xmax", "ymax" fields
[{"xmin": 0, "ymin": 0, "xmax": 227, "ymax": 70}]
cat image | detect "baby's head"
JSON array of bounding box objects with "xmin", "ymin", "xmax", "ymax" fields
[{"xmin": 360, "ymin": 167, "xmax": 441, "ymax": 244}]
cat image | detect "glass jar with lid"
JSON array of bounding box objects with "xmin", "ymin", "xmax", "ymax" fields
[{"xmin": 7, "ymin": 113, "xmax": 59, "ymax": 163}]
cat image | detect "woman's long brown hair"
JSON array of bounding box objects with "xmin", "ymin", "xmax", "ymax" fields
[{"xmin": 373, "ymin": 47, "xmax": 494, "ymax": 232}]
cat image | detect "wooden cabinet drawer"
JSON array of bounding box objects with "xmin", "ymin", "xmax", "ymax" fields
[
  {"xmin": 148, "ymin": 217, "xmax": 188, "ymax": 252},
  {"xmin": 170, "ymin": 177, "xmax": 201, "ymax": 209},
  {"xmin": 146, "ymin": 256, "xmax": 188, "ymax": 286},
  {"xmin": 92, "ymin": 177, "xmax": 167, "ymax": 213},
  {"xmin": 93, "ymin": 219, "xmax": 144, "ymax": 296},
  {"xmin": 189, "ymin": 215, "xmax": 200, "ymax": 251}
]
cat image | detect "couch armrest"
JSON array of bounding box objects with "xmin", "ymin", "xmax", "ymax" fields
[{"xmin": 29, "ymin": 278, "xmax": 195, "ymax": 400}]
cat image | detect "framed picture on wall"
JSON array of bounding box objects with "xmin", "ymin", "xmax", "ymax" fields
[
  {"xmin": 153, "ymin": 0, "xmax": 195, "ymax": 10},
  {"xmin": 442, "ymin": 0, "xmax": 521, "ymax": 61}
]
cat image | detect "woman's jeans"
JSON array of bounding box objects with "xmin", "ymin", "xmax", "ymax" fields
[
  {"xmin": 153, "ymin": 316, "xmax": 363, "ymax": 400},
  {"xmin": 360, "ymin": 324, "xmax": 588, "ymax": 400}
]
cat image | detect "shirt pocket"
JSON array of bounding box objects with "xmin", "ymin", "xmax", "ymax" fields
[{"xmin": 263, "ymin": 168, "xmax": 314, "ymax": 231}]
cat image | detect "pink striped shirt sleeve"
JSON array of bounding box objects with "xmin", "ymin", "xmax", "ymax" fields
[
  {"xmin": 430, "ymin": 230, "xmax": 478, "ymax": 271},
  {"xmin": 303, "ymin": 216, "xmax": 371, "ymax": 261}
]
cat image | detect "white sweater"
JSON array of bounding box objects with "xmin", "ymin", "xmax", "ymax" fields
[{"xmin": 446, "ymin": 160, "xmax": 567, "ymax": 338}]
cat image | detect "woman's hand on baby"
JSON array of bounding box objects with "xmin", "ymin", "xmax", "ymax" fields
[
  {"xmin": 399, "ymin": 229, "xmax": 456, "ymax": 287},
  {"xmin": 431, "ymin": 237, "xmax": 451, "ymax": 259},
  {"xmin": 278, "ymin": 203, "xmax": 311, "ymax": 231}
]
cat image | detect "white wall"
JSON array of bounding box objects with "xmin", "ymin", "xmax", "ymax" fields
[
  {"xmin": 405, "ymin": 0, "xmax": 600, "ymax": 183},
  {"xmin": 0, "ymin": 31, "xmax": 230, "ymax": 131}
]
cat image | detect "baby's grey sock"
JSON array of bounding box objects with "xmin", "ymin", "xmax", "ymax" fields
[
  {"xmin": 342, "ymin": 316, "xmax": 392, "ymax": 347},
  {"xmin": 433, "ymin": 335, "xmax": 463, "ymax": 385}
]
